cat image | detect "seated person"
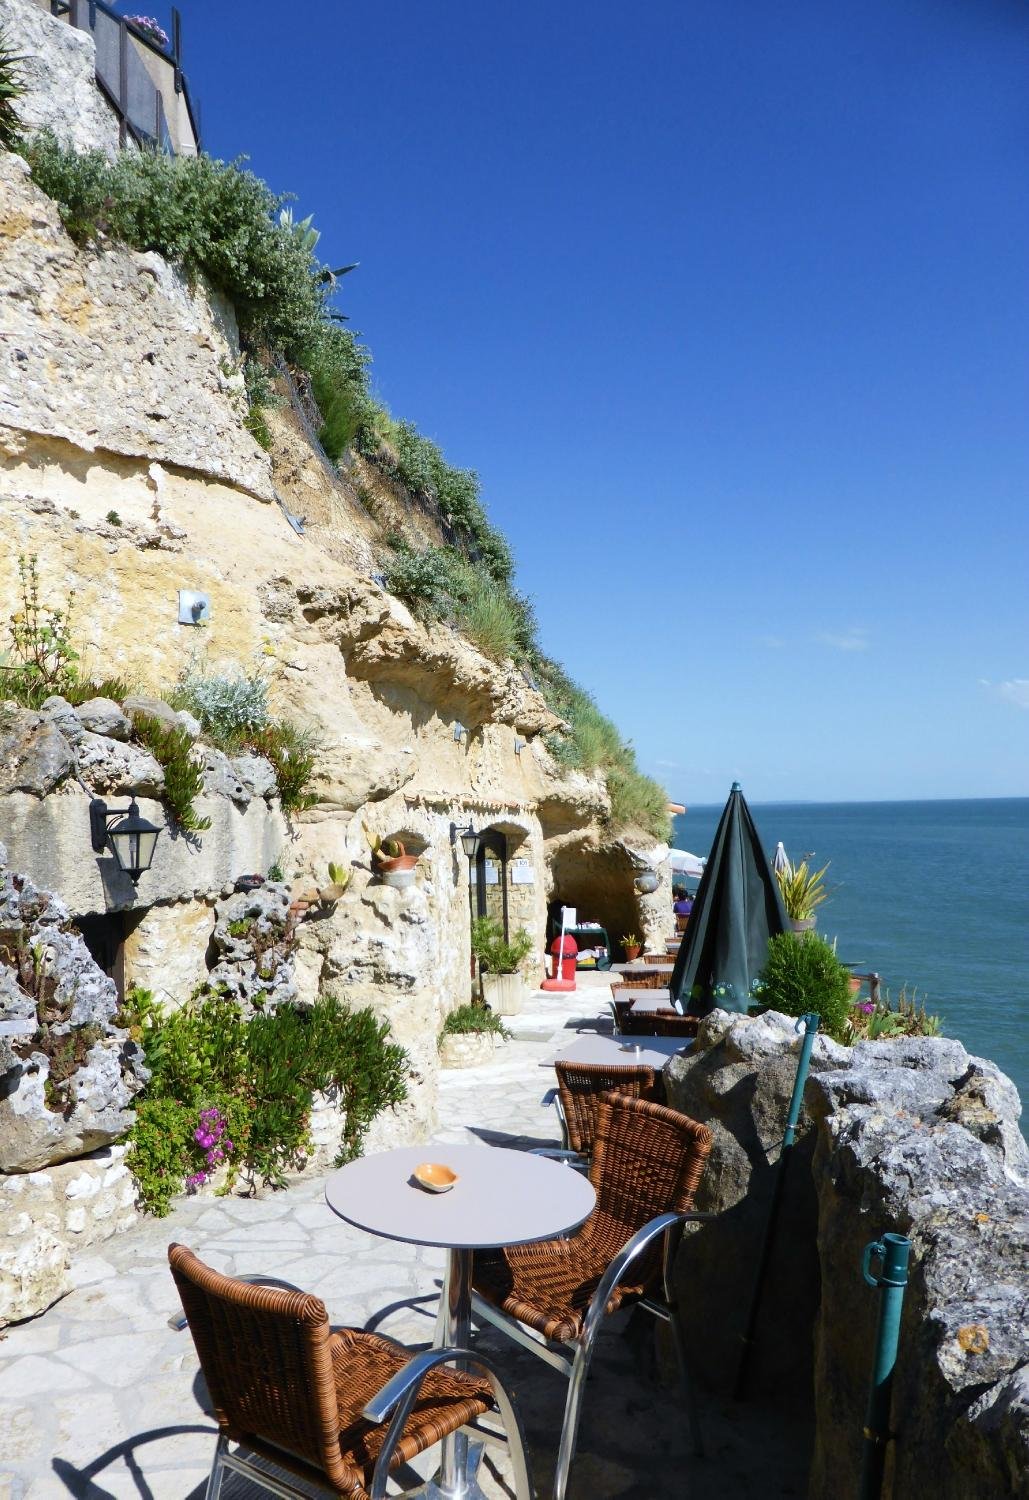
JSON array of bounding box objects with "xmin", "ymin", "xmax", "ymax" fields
[{"xmin": 672, "ymin": 885, "xmax": 693, "ymax": 917}]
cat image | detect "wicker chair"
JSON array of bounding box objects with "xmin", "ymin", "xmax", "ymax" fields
[
  {"xmin": 675, "ymin": 913, "xmax": 690, "ymax": 933},
  {"xmin": 169, "ymin": 1243, "xmax": 533, "ymax": 1500},
  {"xmin": 610, "ymin": 971, "xmax": 668, "ymax": 990},
  {"xmin": 472, "ymin": 1093, "xmax": 713, "ymax": 1500},
  {"xmin": 551, "ymin": 1059, "xmax": 656, "ymax": 1158}
]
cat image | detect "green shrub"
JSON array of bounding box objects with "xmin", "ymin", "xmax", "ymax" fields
[
  {"xmin": 439, "ymin": 1004, "xmax": 511, "ymax": 1043},
  {"xmin": 171, "ymin": 660, "xmax": 270, "ymax": 741},
  {"xmin": 126, "ymin": 991, "xmax": 409, "ymax": 1214},
  {"xmin": 250, "ymin": 720, "xmax": 318, "ymax": 814},
  {"xmin": 759, "ymin": 933, "xmax": 853, "ymax": 1040},
  {"xmin": 131, "ymin": 713, "xmax": 212, "ymax": 833},
  {"xmin": 471, "ymin": 917, "xmax": 534, "ymax": 974},
  {"xmin": 0, "ymin": 554, "xmax": 79, "ymax": 706}
]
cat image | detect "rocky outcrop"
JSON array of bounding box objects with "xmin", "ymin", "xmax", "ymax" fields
[
  {"xmin": 2, "ymin": 0, "xmax": 120, "ymax": 156},
  {"xmin": 205, "ymin": 881, "xmax": 297, "ymax": 1012},
  {"xmin": 0, "ymin": 842, "xmax": 148, "ymax": 1174},
  {"xmin": 0, "ymin": 153, "xmax": 274, "ymax": 500},
  {"xmin": 664, "ymin": 1010, "xmax": 1029, "ymax": 1498},
  {"xmin": 0, "ymin": 1143, "xmax": 137, "ymax": 1327}
]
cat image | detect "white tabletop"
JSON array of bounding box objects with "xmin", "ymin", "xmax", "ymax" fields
[
  {"xmin": 616, "ymin": 986, "xmax": 672, "ymax": 1003},
  {"xmin": 540, "ymin": 1033, "xmax": 690, "ymax": 1069},
  {"xmin": 325, "ymin": 1143, "xmax": 596, "ymax": 1251}
]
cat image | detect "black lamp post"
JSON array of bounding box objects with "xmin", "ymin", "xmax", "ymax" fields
[
  {"xmin": 456, "ymin": 824, "xmax": 481, "ymax": 979},
  {"xmin": 89, "ymin": 798, "xmax": 163, "ymax": 884}
]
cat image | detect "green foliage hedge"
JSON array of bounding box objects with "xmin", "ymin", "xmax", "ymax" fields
[{"xmin": 124, "ymin": 989, "xmax": 409, "ymax": 1216}]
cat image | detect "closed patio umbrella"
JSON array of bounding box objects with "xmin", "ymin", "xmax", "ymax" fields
[
  {"xmin": 668, "ymin": 783, "xmax": 788, "ymax": 1015},
  {"xmin": 772, "ymin": 841, "xmax": 792, "ymax": 878}
]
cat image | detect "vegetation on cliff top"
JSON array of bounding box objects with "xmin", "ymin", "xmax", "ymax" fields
[{"xmin": 19, "ymin": 131, "xmax": 669, "ymax": 839}]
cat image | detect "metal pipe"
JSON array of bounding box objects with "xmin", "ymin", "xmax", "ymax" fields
[
  {"xmin": 858, "ymin": 1233, "xmax": 911, "ymax": 1500},
  {"xmin": 734, "ymin": 1011, "xmax": 820, "ymax": 1399}
]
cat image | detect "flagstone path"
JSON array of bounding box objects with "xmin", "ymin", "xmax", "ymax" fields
[{"xmin": 0, "ymin": 974, "xmax": 810, "ymax": 1499}]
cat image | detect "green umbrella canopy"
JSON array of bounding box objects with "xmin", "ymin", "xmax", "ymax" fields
[{"xmin": 669, "ymin": 783, "xmax": 788, "ymax": 1015}]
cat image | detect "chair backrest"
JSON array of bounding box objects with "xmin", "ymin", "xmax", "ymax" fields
[
  {"xmin": 675, "ymin": 913, "xmax": 690, "ymax": 933},
  {"xmin": 587, "ymin": 1093, "xmax": 711, "ymax": 1279},
  {"xmin": 650, "ymin": 1011, "xmax": 700, "ymax": 1038},
  {"xmin": 555, "ymin": 1060, "xmax": 656, "ymax": 1154},
  {"xmin": 610, "ymin": 972, "xmax": 667, "ymax": 990},
  {"xmin": 168, "ymin": 1243, "xmax": 349, "ymax": 1491}
]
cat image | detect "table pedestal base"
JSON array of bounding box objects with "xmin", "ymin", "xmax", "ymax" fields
[{"xmin": 413, "ymin": 1440, "xmax": 489, "ymax": 1500}]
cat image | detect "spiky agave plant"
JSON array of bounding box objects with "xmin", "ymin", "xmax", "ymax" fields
[
  {"xmin": 0, "ymin": 29, "xmax": 25, "ymax": 153},
  {"xmin": 775, "ymin": 860, "xmax": 830, "ymax": 922}
]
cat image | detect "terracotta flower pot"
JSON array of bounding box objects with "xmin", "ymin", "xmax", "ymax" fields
[{"xmin": 624, "ymin": 945, "xmax": 642, "ymax": 961}]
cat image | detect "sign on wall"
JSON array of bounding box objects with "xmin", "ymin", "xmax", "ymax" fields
[
  {"xmin": 483, "ymin": 857, "xmax": 501, "ymax": 885},
  {"xmin": 511, "ymin": 858, "xmax": 535, "ymax": 885}
]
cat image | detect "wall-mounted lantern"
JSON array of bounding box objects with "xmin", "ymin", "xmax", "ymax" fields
[
  {"xmin": 453, "ymin": 721, "xmax": 468, "ymax": 743},
  {"xmin": 90, "ymin": 798, "xmax": 163, "ymax": 884},
  {"xmin": 514, "ymin": 737, "xmax": 526, "ymax": 755}
]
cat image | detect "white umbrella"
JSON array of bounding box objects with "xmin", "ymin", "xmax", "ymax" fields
[
  {"xmin": 772, "ymin": 842, "xmax": 792, "ymax": 877},
  {"xmin": 668, "ymin": 849, "xmax": 705, "ymax": 879}
]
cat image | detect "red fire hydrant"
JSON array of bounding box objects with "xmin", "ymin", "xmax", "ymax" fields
[{"xmin": 550, "ymin": 934, "xmax": 578, "ymax": 982}]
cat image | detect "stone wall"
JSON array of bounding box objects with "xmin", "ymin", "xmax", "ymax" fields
[{"xmin": 665, "ymin": 1010, "xmax": 1029, "ymax": 1498}]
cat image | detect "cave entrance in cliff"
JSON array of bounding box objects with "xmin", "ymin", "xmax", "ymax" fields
[
  {"xmin": 73, "ymin": 910, "xmax": 144, "ymax": 1004},
  {"xmin": 474, "ymin": 829, "xmax": 510, "ymax": 940}
]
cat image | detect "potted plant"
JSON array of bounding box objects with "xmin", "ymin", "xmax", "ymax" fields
[
  {"xmin": 437, "ymin": 1003, "xmax": 511, "ymax": 1068},
  {"xmin": 471, "ymin": 917, "xmax": 534, "ymax": 1016},
  {"xmin": 622, "ymin": 933, "xmax": 642, "ymax": 961},
  {"xmin": 365, "ymin": 830, "xmax": 419, "ymax": 888},
  {"xmin": 775, "ymin": 859, "xmax": 829, "ymax": 934}
]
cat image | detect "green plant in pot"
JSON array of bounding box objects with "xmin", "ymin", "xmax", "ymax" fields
[
  {"xmin": 365, "ymin": 829, "xmax": 419, "ymax": 888},
  {"xmin": 758, "ymin": 931, "xmax": 853, "ymax": 1040},
  {"xmin": 471, "ymin": 916, "xmax": 534, "ymax": 1016},
  {"xmin": 775, "ymin": 859, "xmax": 829, "ymax": 933},
  {"xmin": 622, "ymin": 933, "xmax": 642, "ymax": 961}
]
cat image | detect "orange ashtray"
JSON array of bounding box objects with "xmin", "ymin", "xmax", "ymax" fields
[{"xmin": 412, "ymin": 1162, "xmax": 458, "ymax": 1193}]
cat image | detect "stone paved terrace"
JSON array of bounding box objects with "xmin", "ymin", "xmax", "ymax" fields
[{"xmin": 0, "ymin": 974, "xmax": 810, "ymax": 1499}]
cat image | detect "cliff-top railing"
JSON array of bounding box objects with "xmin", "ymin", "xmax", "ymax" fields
[{"xmin": 40, "ymin": 0, "xmax": 200, "ymax": 156}]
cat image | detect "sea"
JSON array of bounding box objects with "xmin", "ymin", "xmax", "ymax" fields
[{"xmin": 672, "ymin": 799, "xmax": 1029, "ymax": 1120}]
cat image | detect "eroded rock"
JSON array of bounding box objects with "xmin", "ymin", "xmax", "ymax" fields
[
  {"xmin": 0, "ymin": 844, "xmax": 148, "ymax": 1174},
  {"xmin": 73, "ymin": 731, "xmax": 165, "ymax": 797}
]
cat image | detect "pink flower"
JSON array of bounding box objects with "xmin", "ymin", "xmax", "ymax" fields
[{"xmin": 859, "ymin": 1002, "xmax": 875, "ymax": 1015}]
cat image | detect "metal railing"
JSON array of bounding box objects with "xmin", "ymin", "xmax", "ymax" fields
[{"xmin": 45, "ymin": 0, "xmax": 200, "ymax": 156}]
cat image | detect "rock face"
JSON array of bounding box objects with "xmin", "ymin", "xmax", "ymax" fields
[
  {"xmin": 807, "ymin": 1044, "xmax": 1029, "ymax": 1500},
  {"xmin": 0, "ymin": 842, "xmax": 148, "ymax": 1174},
  {"xmin": 0, "ymin": 153, "xmax": 274, "ymax": 500},
  {"xmin": 0, "ymin": 1144, "xmax": 137, "ymax": 1327},
  {"xmin": 205, "ymin": 881, "xmax": 297, "ymax": 1012},
  {"xmin": 664, "ymin": 1010, "xmax": 1029, "ymax": 1498},
  {"xmin": 2, "ymin": 0, "xmax": 120, "ymax": 156}
]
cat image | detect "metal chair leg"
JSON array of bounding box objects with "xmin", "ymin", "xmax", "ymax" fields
[
  {"xmin": 552, "ymin": 1340, "xmax": 592, "ymax": 1500},
  {"xmin": 204, "ymin": 1432, "xmax": 227, "ymax": 1499}
]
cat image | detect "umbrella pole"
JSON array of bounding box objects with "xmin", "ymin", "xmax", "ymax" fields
[{"xmin": 734, "ymin": 1011, "xmax": 820, "ymax": 1401}]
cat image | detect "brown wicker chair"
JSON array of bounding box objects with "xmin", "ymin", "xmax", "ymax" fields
[
  {"xmin": 472, "ymin": 1093, "xmax": 713, "ymax": 1500},
  {"xmin": 675, "ymin": 913, "xmax": 690, "ymax": 933},
  {"xmin": 552, "ymin": 1059, "xmax": 656, "ymax": 1157},
  {"xmin": 610, "ymin": 971, "xmax": 668, "ymax": 990},
  {"xmin": 169, "ymin": 1243, "xmax": 533, "ymax": 1500}
]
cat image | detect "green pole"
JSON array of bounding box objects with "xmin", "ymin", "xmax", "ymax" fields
[
  {"xmin": 858, "ymin": 1232, "xmax": 911, "ymax": 1500},
  {"xmin": 734, "ymin": 1011, "xmax": 820, "ymax": 1400}
]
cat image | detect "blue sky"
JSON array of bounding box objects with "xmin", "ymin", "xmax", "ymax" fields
[{"xmin": 171, "ymin": 0, "xmax": 1029, "ymax": 803}]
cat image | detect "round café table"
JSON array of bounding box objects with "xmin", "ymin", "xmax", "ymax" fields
[{"xmin": 325, "ymin": 1143, "xmax": 596, "ymax": 1500}]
